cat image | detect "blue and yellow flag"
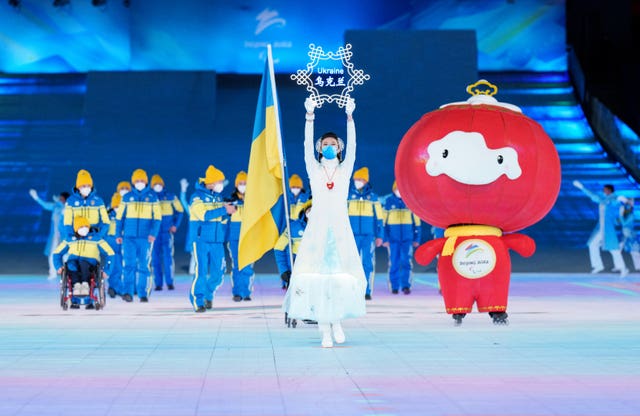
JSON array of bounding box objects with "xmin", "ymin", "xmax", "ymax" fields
[{"xmin": 238, "ymin": 46, "xmax": 288, "ymax": 270}]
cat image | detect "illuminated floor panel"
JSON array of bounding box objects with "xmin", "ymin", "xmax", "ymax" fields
[{"xmin": 0, "ymin": 273, "xmax": 639, "ymax": 416}]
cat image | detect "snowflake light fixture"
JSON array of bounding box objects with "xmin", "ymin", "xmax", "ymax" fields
[{"xmin": 290, "ymin": 43, "xmax": 370, "ymax": 108}]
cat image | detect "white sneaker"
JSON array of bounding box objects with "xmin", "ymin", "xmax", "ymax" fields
[
  {"xmin": 620, "ymin": 268, "xmax": 629, "ymax": 278},
  {"xmin": 72, "ymin": 283, "xmax": 82, "ymax": 295},
  {"xmin": 591, "ymin": 267, "xmax": 604, "ymax": 274},
  {"xmin": 331, "ymin": 323, "xmax": 345, "ymax": 344},
  {"xmin": 81, "ymin": 282, "xmax": 90, "ymax": 296}
]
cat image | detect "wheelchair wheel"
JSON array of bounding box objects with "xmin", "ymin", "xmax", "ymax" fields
[
  {"xmin": 94, "ymin": 271, "xmax": 106, "ymax": 310},
  {"xmin": 59, "ymin": 270, "xmax": 68, "ymax": 311}
]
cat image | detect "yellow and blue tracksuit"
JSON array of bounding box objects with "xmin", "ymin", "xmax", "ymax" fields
[
  {"xmin": 152, "ymin": 189, "xmax": 184, "ymax": 288},
  {"xmin": 63, "ymin": 189, "xmax": 110, "ymax": 240},
  {"xmin": 288, "ymin": 189, "xmax": 309, "ymax": 220},
  {"xmin": 116, "ymin": 188, "xmax": 161, "ymax": 298},
  {"xmin": 105, "ymin": 208, "xmax": 123, "ymax": 295},
  {"xmin": 53, "ymin": 233, "xmax": 114, "ymax": 287},
  {"xmin": 383, "ymin": 194, "xmax": 421, "ymax": 291},
  {"xmin": 189, "ymin": 181, "xmax": 230, "ymax": 310},
  {"xmin": 227, "ymin": 191, "xmax": 254, "ymax": 298},
  {"xmin": 348, "ymin": 183, "xmax": 384, "ymax": 296},
  {"xmin": 274, "ymin": 218, "xmax": 307, "ymax": 286}
]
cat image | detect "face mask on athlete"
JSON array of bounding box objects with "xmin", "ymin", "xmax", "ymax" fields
[
  {"xmin": 354, "ymin": 180, "xmax": 365, "ymax": 190},
  {"xmin": 119, "ymin": 189, "xmax": 129, "ymax": 196},
  {"xmin": 153, "ymin": 184, "xmax": 163, "ymax": 193},
  {"xmin": 291, "ymin": 187, "xmax": 301, "ymax": 196},
  {"xmin": 134, "ymin": 182, "xmax": 146, "ymax": 191},
  {"xmin": 394, "ymin": 190, "xmax": 401, "ymax": 198},
  {"xmin": 322, "ymin": 145, "xmax": 337, "ymax": 160},
  {"xmin": 77, "ymin": 227, "xmax": 90, "ymax": 237},
  {"xmin": 79, "ymin": 186, "xmax": 91, "ymax": 197},
  {"xmin": 237, "ymin": 185, "xmax": 246, "ymax": 194},
  {"xmin": 213, "ymin": 183, "xmax": 224, "ymax": 193}
]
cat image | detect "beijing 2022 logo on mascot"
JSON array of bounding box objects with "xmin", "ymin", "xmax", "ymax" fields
[{"xmin": 395, "ymin": 80, "xmax": 561, "ymax": 326}]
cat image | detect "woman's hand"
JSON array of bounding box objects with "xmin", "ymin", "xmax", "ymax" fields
[
  {"xmin": 304, "ymin": 97, "xmax": 317, "ymax": 114},
  {"xmin": 345, "ymin": 98, "xmax": 355, "ymax": 116}
]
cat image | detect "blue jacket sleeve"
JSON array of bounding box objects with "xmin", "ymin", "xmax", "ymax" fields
[
  {"xmin": 52, "ymin": 242, "xmax": 69, "ymax": 271},
  {"xmin": 204, "ymin": 206, "xmax": 228, "ymax": 221},
  {"xmin": 150, "ymin": 200, "xmax": 162, "ymax": 237}
]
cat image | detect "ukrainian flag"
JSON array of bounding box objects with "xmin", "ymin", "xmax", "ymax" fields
[{"xmin": 238, "ymin": 45, "xmax": 288, "ymax": 270}]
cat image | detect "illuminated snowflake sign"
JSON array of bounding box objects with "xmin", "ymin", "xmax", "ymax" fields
[{"xmin": 290, "ymin": 43, "xmax": 370, "ymax": 108}]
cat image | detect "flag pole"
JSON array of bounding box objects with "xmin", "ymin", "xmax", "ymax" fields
[{"xmin": 267, "ymin": 44, "xmax": 295, "ymax": 272}]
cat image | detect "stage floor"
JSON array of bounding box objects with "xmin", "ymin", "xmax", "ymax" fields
[{"xmin": 0, "ymin": 272, "xmax": 639, "ymax": 416}]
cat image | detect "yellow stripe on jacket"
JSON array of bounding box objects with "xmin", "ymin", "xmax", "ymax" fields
[
  {"xmin": 385, "ymin": 209, "xmax": 420, "ymax": 226},
  {"xmin": 64, "ymin": 205, "xmax": 110, "ymax": 228},
  {"xmin": 190, "ymin": 198, "xmax": 226, "ymax": 222},
  {"xmin": 53, "ymin": 239, "xmax": 115, "ymax": 262},
  {"xmin": 117, "ymin": 201, "xmax": 161, "ymax": 220}
]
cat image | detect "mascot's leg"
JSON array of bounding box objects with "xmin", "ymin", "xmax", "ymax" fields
[
  {"xmin": 477, "ymin": 270, "xmax": 510, "ymax": 326},
  {"xmin": 438, "ymin": 266, "xmax": 473, "ymax": 326}
]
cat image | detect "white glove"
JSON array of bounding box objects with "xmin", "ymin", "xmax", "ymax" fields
[
  {"xmin": 345, "ymin": 98, "xmax": 355, "ymax": 116},
  {"xmin": 304, "ymin": 97, "xmax": 317, "ymax": 114},
  {"xmin": 180, "ymin": 178, "xmax": 189, "ymax": 193},
  {"xmin": 572, "ymin": 180, "xmax": 583, "ymax": 190},
  {"xmin": 29, "ymin": 189, "xmax": 38, "ymax": 200}
]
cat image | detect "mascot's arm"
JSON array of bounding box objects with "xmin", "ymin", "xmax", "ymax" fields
[
  {"xmin": 414, "ymin": 238, "xmax": 446, "ymax": 265},
  {"xmin": 502, "ymin": 233, "xmax": 536, "ymax": 258}
]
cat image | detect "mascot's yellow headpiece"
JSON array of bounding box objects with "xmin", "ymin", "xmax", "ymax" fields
[
  {"xmin": 73, "ymin": 216, "xmax": 91, "ymax": 232},
  {"xmin": 131, "ymin": 169, "xmax": 148, "ymax": 184},
  {"xmin": 353, "ymin": 167, "xmax": 369, "ymax": 182},
  {"xmin": 203, "ymin": 165, "xmax": 225, "ymax": 185},
  {"xmin": 75, "ymin": 169, "xmax": 93, "ymax": 188}
]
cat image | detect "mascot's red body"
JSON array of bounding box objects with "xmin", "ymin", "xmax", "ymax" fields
[{"xmin": 395, "ymin": 80, "xmax": 561, "ymax": 324}]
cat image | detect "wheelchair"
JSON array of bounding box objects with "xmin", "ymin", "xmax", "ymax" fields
[{"xmin": 59, "ymin": 262, "xmax": 106, "ymax": 310}]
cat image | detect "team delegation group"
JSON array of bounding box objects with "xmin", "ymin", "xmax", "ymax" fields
[{"xmin": 31, "ymin": 162, "xmax": 422, "ymax": 311}]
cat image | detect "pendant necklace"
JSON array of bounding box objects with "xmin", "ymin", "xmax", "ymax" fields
[{"xmin": 322, "ymin": 165, "xmax": 338, "ymax": 190}]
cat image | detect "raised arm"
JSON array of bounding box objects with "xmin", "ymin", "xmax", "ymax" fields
[
  {"xmin": 343, "ymin": 99, "xmax": 356, "ymax": 172},
  {"xmin": 29, "ymin": 189, "xmax": 54, "ymax": 211},
  {"xmin": 572, "ymin": 180, "xmax": 602, "ymax": 204},
  {"xmin": 304, "ymin": 97, "xmax": 317, "ymax": 171}
]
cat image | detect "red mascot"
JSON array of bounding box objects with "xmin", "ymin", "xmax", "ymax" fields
[{"xmin": 395, "ymin": 80, "xmax": 561, "ymax": 325}]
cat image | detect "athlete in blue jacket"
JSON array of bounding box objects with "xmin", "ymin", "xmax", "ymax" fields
[
  {"xmin": 53, "ymin": 216, "xmax": 114, "ymax": 309},
  {"xmin": 288, "ymin": 174, "xmax": 310, "ymax": 219},
  {"xmin": 115, "ymin": 169, "xmax": 162, "ymax": 302},
  {"xmin": 189, "ymin": 165, "xmax": 236, "ymax": 313},
  {"xmin": 227, "ymin": 171, "xmax": 255, "ymax": 301},
  {"xmin": 383, "ymin": 181, "xmax": 421, "ymax": 294},
  {"xmin": 63, "ymin": 169, "xmax": 110, "ymax": 240},
  {"xmin": 150, "ymin": 174, "xmax": 184, "ymax": 291},
  {"xmin": 347, "ymin": 167, "xmax": 384, "ymax": 300},
  {"xmin": 105, "ymin": 192, "xmax": 123, "ymax": 298}
]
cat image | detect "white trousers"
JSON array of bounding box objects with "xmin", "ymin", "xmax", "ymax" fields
[{"xmin": 588, "ymin": 231, "xmax": 626, "ymax": 271}]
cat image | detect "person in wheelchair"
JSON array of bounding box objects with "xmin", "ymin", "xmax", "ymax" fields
[{"xmin": 53, "ymin": 216, "xmax": 114, "ymax": 309}]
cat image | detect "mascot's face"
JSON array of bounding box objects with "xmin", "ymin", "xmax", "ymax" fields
[{"xmin": 395, "ymin": 104, "xmax": 561, "ymax": 232}]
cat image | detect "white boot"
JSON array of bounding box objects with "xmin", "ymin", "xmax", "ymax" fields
[
  {"xmin": 81, "ymin": 282, "xmax": 90, "ymax": 296},
  {"xmin": 331, "ymin": 322, "xmax": 345, "ymax": 344},
  {"xmin": 72, "ymin": 283, "xmax": 82, "ymax": 295},
  {"xmin": 318, "ymin": 323, "xmax": 333, "ymax": 348}
]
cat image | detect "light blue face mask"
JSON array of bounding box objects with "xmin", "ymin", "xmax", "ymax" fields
[{"xmin": 322, "ymin": 145, "xmax": 337, "ymax": 160}]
